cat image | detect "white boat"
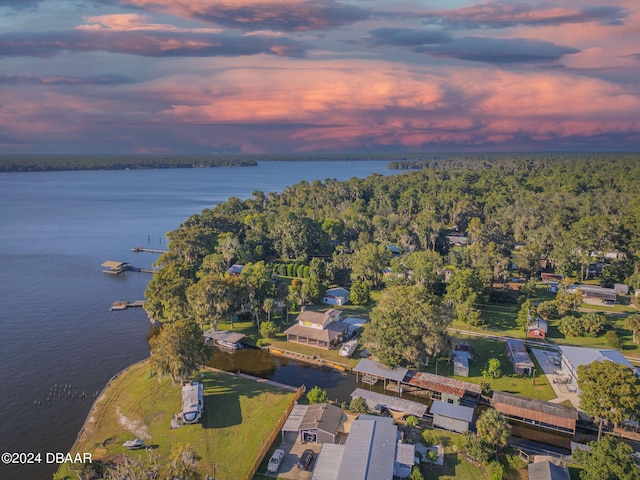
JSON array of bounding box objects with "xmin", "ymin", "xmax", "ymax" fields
[
  {"xmin": 339, "ymin": 339, "xmax": 358, "ymax": 357},
  {"xmin": 123, "ymin": 439, "xmax": 145, "ymax": 450}
]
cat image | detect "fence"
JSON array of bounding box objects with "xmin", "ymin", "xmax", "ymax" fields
[{"xmin": 245, "ymin": 385, "xmax": 306, "ymax": 480}]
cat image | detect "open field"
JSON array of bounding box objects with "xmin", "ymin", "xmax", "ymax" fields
[{"xmin": 57, "ymin": 361, "xmax": 297, "ymax": 480}]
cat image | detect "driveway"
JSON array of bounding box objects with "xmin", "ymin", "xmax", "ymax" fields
[{"xmin": 272, "ymin": 434, "xmax": 322, "ymax": 480}]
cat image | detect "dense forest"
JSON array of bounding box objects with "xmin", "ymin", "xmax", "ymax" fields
[
  {"xmin": 144, "ymin": 154, "xmax": 640, "ymax": 366},
  {"xmin": 0, "ymin": 155, "xmax": 257, "ymax": 172}
]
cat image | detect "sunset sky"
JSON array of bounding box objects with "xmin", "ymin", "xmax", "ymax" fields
[{"xmin": 1, "ymin": 0, "xmax": 639, "ymax": 154}]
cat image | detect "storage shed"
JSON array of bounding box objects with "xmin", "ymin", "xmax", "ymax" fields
[
  {"xmin": 506, "ymin": 339, "xmax": 535, "ymax": 375},
  {"xmin": 528, "ymin": 460, "xmax": 570, "ymax": 480},
  {"xmin": 430, "ymin": 400, "xmax": 474, "ymax": 433}
]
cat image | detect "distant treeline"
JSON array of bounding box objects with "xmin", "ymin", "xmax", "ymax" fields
[
  {"xmin": 387, "ymin": 152, "xmax": 640, "ymax": 170},
  {"xmin": 0, "ymin": 155, "xmax": 257, "ymax": 172}
]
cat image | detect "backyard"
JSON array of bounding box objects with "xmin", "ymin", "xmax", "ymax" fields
[{"xmin": 57, "ymin": 361, "xmax": 297, "ymax": 479}]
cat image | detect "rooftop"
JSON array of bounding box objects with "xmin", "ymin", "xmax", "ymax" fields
[
  {"xmin": 299, "ymin": 403, "xmax": 344, "ymax": 435},
  {"xmin": 429, "ymin": 400, "xmax": 474, "ymax": 423},
  {"xmin": 403, "ymin": 371, "xmax": 482, "ymax": 397},
  {"xmin": 560, "ymin": 345, "xmax": 635, "ymax": 371},
  {"xmin": 284, "ymin": 321, "xmax": 347, "ymax": 343},
  {"xmin": 202, "ymin": 329, "xmax": 246, "ymax": 344},
  {"xmin": 353, "ymin": 359, "xmax": 408, "ymax": 383},
  {"xmin": 351, "ymin": 388, "xmax": 428, "ymax": 418},
  {"xmin": 506, "ymin": 339, "xmax": 535, "ymax": 368},
  {"xmin": 528, "ymin": 460, "xmax": 570, "ymax": 480},
  {"xmin": 296, "ymin": 309, "xmax": 340, "ymax": 326},
  {"xmin": 492, "ymin": 391, "xmax": 578, "ymax": 420}
]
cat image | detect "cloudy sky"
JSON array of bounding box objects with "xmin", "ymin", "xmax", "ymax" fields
[{"xmin": 1, "ymin": 0, "xmax": 639, "ymax": 154}]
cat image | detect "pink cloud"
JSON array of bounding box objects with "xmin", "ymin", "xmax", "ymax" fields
[{"xmin": 77, "ymin": 14, "xmax": 221, "ymax": 33}]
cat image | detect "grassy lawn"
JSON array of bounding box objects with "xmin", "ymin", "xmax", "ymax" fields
[
  {"xmin": 419, "ymin": 430, "xmax": 527, "ymax": 480},
  {"xmin": 423, "ymin": 337, "xmax": 556, "ymax": 401},
  {"xmin": 58, "ymin": 361, "xmax": 296, "ymax": 480}
]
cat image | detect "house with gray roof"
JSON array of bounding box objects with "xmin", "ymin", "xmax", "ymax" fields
[
  {"xmin": 528, "ymin": 460, "xmax": 570, "ymax": 480},
  {"xmin": 285, "ymin": 309, "xmax": 347, "ymax": 349},
  {"xmin": 281, "ymin": 403, "xmax": 344, "ymax": 444},
  {"xmin": 559, "ymin": 345, "xmax": 637, "ymax": 392},
  {"xmin": 430, "ymin": 400, "xmax": 474, "ymax": 433},
  {"xmin": 311, "ymin": 416, "xmax": 415, "ymax": 480}
]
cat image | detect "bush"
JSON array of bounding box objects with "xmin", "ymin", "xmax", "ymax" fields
[
  {"xmin": 259, "ymin": 321, "xmax": 280, "ymax": 339},
  {"xmin": 297, "ymin": 265, "xmax": 305, "ymax": 278},
  {"xmin": 461, "ymin": 433, "xmax": 493, "ymax": 463},
  {"xmin": 421, "ymin": 429, "xmax": 437, "ymax": 447},
  {"xmin": 408, "ymin": 466, "xmax": 425, "ymax": 480},
  {"xmin": 559, "ymin": 313, "xmax": 605, "ymax": 337},
  {"xmin": 349, "ymin": 396, "xmax": 367, "ymax": 413},
  {"xmin": 484, "ymin": 460, "xmax": 505, "ymax": 480},
  {"xmin": 278, "ymin": 263, "xmax": 288, "ymax": 276},
  {"xmin": 303, "ymin": 266, "xmax": 310, "ymax": 278},
  {"xmin": 306, "ymin": 386, "xmax": 328, "ymax": 404},
  {"xmin": 406, "ymin": 415, "xmax": 418, "ymax": 427},
  {"xmin": 350, "ymin": 281, "xmax": 370, "ymax": 305},
  {"xmin": 605, "ymin": 330, "xmax": 623, "ymax": 349},
  {"xmin": 287, "ymin": 263, "xmax": 295, "ymax": 276},
  {"xmin": 425, "ymin": 450, "xmax": 439, "ymax": 463}
]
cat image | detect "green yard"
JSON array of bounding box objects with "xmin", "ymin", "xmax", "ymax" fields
[{"xmin": 57, "ymin": 361, "xmax": 297, "ymax": 480}]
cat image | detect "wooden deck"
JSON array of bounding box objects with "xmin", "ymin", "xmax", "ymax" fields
[{"xmin": 131, "ymin": 247, "xmax": 168, "ymax": 254}]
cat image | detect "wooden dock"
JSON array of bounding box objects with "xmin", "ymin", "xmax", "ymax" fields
[
  {"xmin": 267, "ymin": 347, "xmax": 351, "ymax": 373},
  {"xmin": 101, "ymin": 261, "xmax": 156, "ymax": 274},
  {"xmin": 111, "ymin": 300, "xmax": 146, "ymax": 311},
  {"xmin": 131, "ymin": 247, "xmax": 168, "ymax": 254}
]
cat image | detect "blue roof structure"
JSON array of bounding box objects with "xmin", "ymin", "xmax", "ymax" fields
[{"xmin": 560, "ymin": 345, "xmax": 635, "ymax": 371}]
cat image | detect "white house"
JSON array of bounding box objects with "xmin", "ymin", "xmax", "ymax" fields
[{"xmin": 323, "ymin": 287, "xmax": 350, "ymax": 306}]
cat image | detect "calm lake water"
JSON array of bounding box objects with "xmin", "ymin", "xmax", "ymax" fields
[{"xmin": 0, "ymin": 161, "xmax": 398, "ymax": 479}]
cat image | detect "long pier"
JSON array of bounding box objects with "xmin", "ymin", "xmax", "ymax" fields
[
  {"xmin": 131, "ymin": 247, "xmax": 168, "ymax": 254},
  {"xmin": 101, "ymin": 261, "xmax": 157, "ymax": 274}
]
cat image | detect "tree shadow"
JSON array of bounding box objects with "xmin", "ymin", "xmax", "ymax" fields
[{"xmin": 199, "ymin": 370, "xmax": 293, "ymax": 429}]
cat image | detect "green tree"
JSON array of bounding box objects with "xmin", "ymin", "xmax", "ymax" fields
[
  {"xmin": 577, "ymin": 360, "xmax": 640, "ymax": 439},
  {"xmin": 408, "ymin": 466, "xmax": 425, "ymax": 480},
  {"xmin": 476, "ymin": 409, "xmax": 510, "ymax": 455},
  {"xmin": 573, "ymin": 436, "xmax": 637, "ymax": 480},
  {"xmin": 482, "ymin": 358, "xmax": 502, "ymax": 379},
  {"xmin": 444, "ymin": 268, "xmax": 486, "ymax": 326},
  {"xmin": 516, "ymin": 299, "xmax": 535, "ymax": 332},
  {"xmin": 149, "ymin": 319, "xmax": 208, "ymax": 383},
  {"xmin": 625, "ymin": 314, "xmax": 640, "ymax": 344},
  {"xmin": 349, "ymin": 396, "xmax": 368, "ymax": 413},
  {"xmin": 604, "ymin": 330, "xmax": 623, "ymax": 349},
  {"xmin": 259, "ymin": 321, "xmax": 280, "ymax": 339},
  {"xmin": 362, "ymin": 286, "xmax": 449, "ymax": 367},
  {"xmin": 306, "ymin": 386, "xmax": 329, "ymax": 404},
  {"xmin": 351, "ymin": 243, "xmax": 391, "ymax": 288},
  {"xmin": 350, "ymin": 281, "xmax": 370, "ymax": 305},
  {"xmin": 406, "ymin": 415, "xmax": 419, "ymax": 427},
  {"xmin": 536, "ymin": 300, "xmax": 558, "ymax": 321}
]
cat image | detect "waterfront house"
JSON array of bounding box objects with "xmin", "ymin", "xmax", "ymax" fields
[
  {"xmin": 322, "ymin": 287, "xmax": 350, "ymax": 306},
  {"xmin": 101, "ymin": 260, "xmax": 131, "ymax": 274},
  {"xmin": 350, "ymin": 388, "xmax": 427, "ymax": 419},
  {"xmin": 281, "ymin": 403, "xmax": 344, "ymax": 444},
  {"xmin": 202, "ymin": 328, "xmax": 246, "ymax": 351},
  {"xmin": 284, "ymin": 309, "xmax": 348, "ymax": 349}
]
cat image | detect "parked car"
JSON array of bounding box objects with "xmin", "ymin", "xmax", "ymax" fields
[
  {"xmin": 267, "ymin": 449, "xmax": 285, "ymax": 473},
  {"xmin": 297, "ymin": 449, "xmax": 315, "ymax": 470}
]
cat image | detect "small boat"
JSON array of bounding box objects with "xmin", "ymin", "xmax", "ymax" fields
[
  {"xmin": 339, "ymin": 339, "xmax": 358, "ymax": 358},
  {"xmin": 123, "ymin": 439, "xmax": 145, "ymax": 450}
]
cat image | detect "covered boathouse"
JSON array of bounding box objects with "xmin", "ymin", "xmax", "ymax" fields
[{"xmin": 492, "ymin": 391, "xmax": 578, "ymax": 449}]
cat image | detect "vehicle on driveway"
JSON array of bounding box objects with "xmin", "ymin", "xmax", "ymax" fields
[
  {"xmin": 297, "ymin": 449, "xmax": 315, "ymax": 470},
  {"xmin": 267, "ymin": 449, "xmax": 285, "ymax": 473}
]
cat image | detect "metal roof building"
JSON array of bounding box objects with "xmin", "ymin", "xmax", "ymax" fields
[
  {"xmin": 528, "ymin": 460, "xmax": 570, "ymax": 480},
  {"xmin": 403, "ymin": 371, "xmax": 482, "ymax": 404},
  {"xmin": 506, "ymin": 339, "xmax": 535, "ymax": 376},
  {"xmin": 351, "ymin": 388, "xmax": 428, "ymax": 418},
  {"xmin": 311, "ymin": 416, "xmax": 415, "ymax": 480},
  {"xmin": 559, "ymin": 345, "xmax": 638, "ymax": 392},
  {"xmin": 430, "ymin": 400, "xmax": 474, "ymax": 433}
]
